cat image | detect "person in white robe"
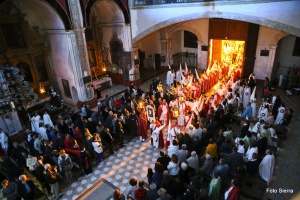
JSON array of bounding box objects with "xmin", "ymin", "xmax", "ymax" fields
[
  {"xmin": 30, "ymin": 113, "xmax": 41, "ymax": 132},
  {"xmin": 275, "ymin": 104, "xmax": 285, "ymax": 125},
  {"xmin": 176, "ymin": 69, "xmax": 182, "ymax": 82},
  {"xmin": 258, "ymin": 104, "xmax": 269, "ymax": 121},
  {"xmin": 0, "ymin": 128, "xmax": 8, "ymax": 154},
  {"xmin": 259, "ymin": 149, "xmax": 275, "ymax": 185},
  {"xmin": 169, "ymin": 99, "xmax": 178, "ymax": 109},
  {"xmin": 238, "ymin": 85, "xmax": 244, "ymax": 102},
  {"xmin": 177, "ymin": 102, "xmax": 186, "ymax": 126},
  {"xmin": 150, "ymin": 120, "xmax": 159, "ymax": 148},
  {"xmin": 159, "ymin": 103, "xmax": 168, "ymax": 125},
  {"xmin": 246, "ymin": 145, "xmax": 258, "ymax": 161},
  {"xmin": 167, "ymin": 123, "xmax": 180, "ymax": 147},
  {"xmin": 243, "ymin": 86, "xmax": 251, "ymax": 108},
  {"xmin": 166, "ymin": 70, "xmax": 174, "ymax": 87},
  {"xmin": 38, "ymin": 125, "xmax": 49, "ymax": 141},
  {"xmin": 43, "ymin": 111, "xmax": 53, "ymax": 127}
]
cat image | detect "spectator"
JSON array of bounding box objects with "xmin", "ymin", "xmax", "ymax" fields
[
  {"xmin": 203, "ymin": 139, "xmax": 217, "ymax": 159},
  {"xmin": 167, "ymin": 154, "xmax": 179, "ymax": 177},
  {"xmin": 224, "ymin": 178, "xmax": 240, "ymax": 200},
  {"xmin": 156, "ymin": 150, "xmax": 171, "ymax": 171},
  {"xmin": 186, "ymin": 151, "xmax": 199, "ymax": 172},
  {"xmin": 134, "ymin": 180, "xmax": 148, "ymax": 200},
  {"xmin": 92, "ymin": 133, "xmax": 103, "ymax": 165},
  {"xmin": 200, "ymin": 154, "xmax": 214, "ymax": 175},
  {"xmin": 113, "ymin": 189, "xmax": 125, "ymax": 200},
  {"xmin": 1, "ymin": 179, "xmax": 18, "ymax": 200},
  {"xmin": 208, "ymin": 173, "xmax": 221, "ymax": 199},
  {"xmin": 213, "ymin": 158, "xmax": 230, "ymax": 182},
  {"xmin": 157, "ymin": 188, "xmax": 172, "ymax": 200},
  {"xmin": 17, "ymin": 175, "xmax": 35, "ymax": 200},
  {"xmin": 246, "ymin": 153, "xmax": 260, "ymax": 177},
  {"xmin": 43, "ymin": 163, "xmax": 62, "ymax": 199},
  {"xmin": 146, "ymin": 183, "xmax": 159, "ymax": 200},
  {"xmin": 58, "ymin": 149, "xmax": 74, "ymax": 184},
  {"xmin": 125, "ymin": 177, "xmax": 137, "ymax": 200}
]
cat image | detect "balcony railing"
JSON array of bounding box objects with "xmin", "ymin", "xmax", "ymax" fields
[{"xmin": 134, "ymin": 0, "xmax": 237, "ymax": 6}]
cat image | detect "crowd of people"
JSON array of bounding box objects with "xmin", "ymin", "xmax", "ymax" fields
[{"xmin": 0, "ymin": 61, "xmax": 294, "ymax": 200}]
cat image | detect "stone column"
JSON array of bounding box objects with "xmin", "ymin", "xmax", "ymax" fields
[
  {"xmin": 167, "ymin": 38, "xmax": 172, "ymax": 66},
  {"xmin": 123, "ymin": 24, "xmax": 132, "ymax": 52},
  {"xmin": 197, "ymin": 41, "xmax": 202, "ymax": 69},
  {"xmin": 160, "ymin": 39, "xmax": 168, "ymax": 66},
  {"xmin": 266, "ymin": 45, "xmax": 278, "ymax": 79},
  {"xmin": 67, "ymin": 0, "xmax": 93, "ymax": 101}
]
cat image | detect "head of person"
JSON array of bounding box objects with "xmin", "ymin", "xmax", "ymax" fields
[
  {"xmin": 19, "ymin": 175, "xmax": 27, "ymax": 183},
  {"xmin": 113, "ymin": 189, "xmax": 122, "ymax": 200},
  {"xmin": 150, "ymin": 183, "xmax": 157, "ymax": 191},
  {"xmin": 159, "ymin": 150, "xmax": 165, "ymax": 157},
  {"xmin": 138, "ymin": 180, "xmax": 144, "ymax": 188},
  {"xmin": 171, "ymin": 154, "xmax": 179, "ymax": 164},
  {"xmin": 60, "ymin": 149, "xmax": 66, "ymax": 157},
  {"xmin": 129, "ymin": 177, "xmax": 137, "ymax": 186}
]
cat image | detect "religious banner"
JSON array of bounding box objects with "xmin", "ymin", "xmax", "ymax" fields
[{"xmin": 145, "ymin": 104, "xmax": 155, "ymax": 122}]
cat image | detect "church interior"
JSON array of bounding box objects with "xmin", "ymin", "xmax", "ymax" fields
[{"xmin": 0, "ymin": 0, "xmax": 299, "ymax": 199}]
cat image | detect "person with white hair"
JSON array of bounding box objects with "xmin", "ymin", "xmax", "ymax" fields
[
  {"xmin": 259, "ymin": 149, "xmax": 275, "ymax": 185},
  {"xmin": 17, "ymin": 174, "xmax": 35, "ymax": 200},
  {"xmin": 200, "ymin": 154, "xmax": 214, "ymax": 175},
  {"xmin": 43, "ymin": 163, "xmax": 62, "ymax": 199},
  {"xmin": 186, "ymin": 151, "xmax": 199, "ymax": 171}
]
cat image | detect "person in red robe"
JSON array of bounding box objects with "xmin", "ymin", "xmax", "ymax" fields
[
  {"xmin": 224, "ymin": 179, "xmax": 240, "ymax": 200},
  {"xmin": 138, "ymin": 109, "xmax": 148, "ymax": 142}
]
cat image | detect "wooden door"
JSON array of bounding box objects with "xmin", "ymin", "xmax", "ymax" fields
[
  {"xmin": 243, "ymin": 23, "xmax": 259, "ymax": 78},
  {"xmin": 155, "ymin": 54, "xmax": 161, "ymax": 69}
]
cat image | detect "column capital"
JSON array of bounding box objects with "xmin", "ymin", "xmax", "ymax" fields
[{"xmin": 269, "ymin": 44, "xmax": 278, "ymax": 49}]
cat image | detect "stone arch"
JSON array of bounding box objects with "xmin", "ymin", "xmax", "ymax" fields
[
  {"xmin": 167, "ymin": 25, "xmax": 202, "ymax": 43},
  {"xmin": 132, "ymin": 11, "xmax": 299, "ymax": 44}
]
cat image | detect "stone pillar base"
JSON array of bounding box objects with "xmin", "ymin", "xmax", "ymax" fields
[{"xmin": 77, "ymin": 97, "xmax": 98, "ymax": 109}]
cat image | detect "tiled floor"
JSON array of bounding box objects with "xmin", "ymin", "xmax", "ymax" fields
[{"xmin": 60, "ymin": 72, "xmax": 300, "ymax": 200}]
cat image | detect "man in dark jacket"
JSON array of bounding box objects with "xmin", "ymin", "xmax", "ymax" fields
[
  {"xmin": 227, "ymin": 146, "xmax": 243, "ymax": 173},
  {"xmin": 115, "ymin": 116, "xmax": 125, "ymax": 147},
  {"xmin": 156, "ymin": 150, "xmax": 171, "ymax": 171},
  {"xmin": 43, "ymin": 163, "xmax": 62, "ymax": 199},
  {"xmin": 246, "ymin": 153, "xmax": 260, "ymax": 176},
  {"xmin": 17, "ymin": 175, "xmax": 35, "ymax": 200},
  {"xmin": 103, "ymin": 128, "xmax": 115, "ymax": 155}
]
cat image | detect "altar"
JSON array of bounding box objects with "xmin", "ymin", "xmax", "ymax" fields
[{"xmin": 92, "ymin": 77, "xmax": 112, "ymax": 90}]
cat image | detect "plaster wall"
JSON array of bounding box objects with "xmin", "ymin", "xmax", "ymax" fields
[
  {"xmin": 171, "ymin": 31, "xmax": 181, "ymax": 55},
  {"xmin": 136, "ymin": 31, "xmax": 161, "ymax": 58},
  {"xmin": 254, "ymin": 26, "xmax": 287, "ymax": 80},
  {"xmin": 47, "ymin": 31, "xmax": 77, "ymax": 105},
  {"xmin": 130, "ymin": 0, "xmax": 300, "ymax": 42}
]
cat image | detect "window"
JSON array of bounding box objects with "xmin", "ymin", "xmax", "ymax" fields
[
  {"xmin": 184, "ymin": 31, "xmax": 197, "ymax": 48},
  {"xmin": 1, "ymin": 23, "xmax": 26, "ymax": 49},
  {"xmin": 292, "ymin": 37, "xmax": 300, "ymax": 56}
]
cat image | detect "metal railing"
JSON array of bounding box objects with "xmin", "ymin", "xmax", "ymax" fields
[{"xmin": 134, "ymin": 0, "xmax": 243, "ymax": 6}]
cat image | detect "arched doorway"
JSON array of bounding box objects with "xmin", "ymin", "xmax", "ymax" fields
[{"xmin": 272, "ymin": 35, "xmax": 300, "ymax": 89}]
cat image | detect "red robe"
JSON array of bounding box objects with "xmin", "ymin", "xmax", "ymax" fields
[
  {"xmin": 138, "ymin": 113, "xmax": 148, "ymax": 140},
  {"xmin": 226, "ymin": 186, "xmax": 240, "ymax": 200}
]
